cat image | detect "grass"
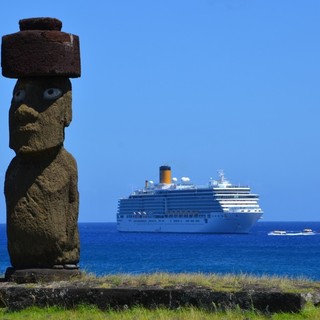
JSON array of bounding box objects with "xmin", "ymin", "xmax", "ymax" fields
[
  {"xmin": 74, "ymin": 272, "xmax": 320, "ymax": 293},
  {"xmin": 1, "ymin": 304, "xmax": 320, "ymax": 320}
]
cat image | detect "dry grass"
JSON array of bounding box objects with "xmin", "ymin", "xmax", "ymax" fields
[{"xmin": 76, "ymin": 272, "xmax": 320, "ymax": 293}]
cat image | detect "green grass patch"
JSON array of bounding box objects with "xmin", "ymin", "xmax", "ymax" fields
[{"xmin": 1, "ymin": 304, "xmax": 320, "ymax": 320}]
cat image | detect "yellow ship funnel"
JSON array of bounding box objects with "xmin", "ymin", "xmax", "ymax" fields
[{"xmin": 159, "ymin": 165, "xmax": 171, "ymax": 184}]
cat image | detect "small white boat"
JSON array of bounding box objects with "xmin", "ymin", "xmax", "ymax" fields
[{"xmin": 268, "ymin": 229, "xmax": 316, "ymax": 236}]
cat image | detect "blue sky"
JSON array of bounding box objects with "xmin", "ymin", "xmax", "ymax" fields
[{"xmin": 0, "ymin": 0, "xmax": 319, "ymax": 222}]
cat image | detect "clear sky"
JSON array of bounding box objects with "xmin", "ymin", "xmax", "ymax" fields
[{"xmin": 0, "ymin": 0, "xmax": 319, "ymax": 223}]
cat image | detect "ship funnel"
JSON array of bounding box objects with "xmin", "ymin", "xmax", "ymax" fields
[{"xmin": 159, "ymin": 165, "xmax": 171, "ymax": 184}]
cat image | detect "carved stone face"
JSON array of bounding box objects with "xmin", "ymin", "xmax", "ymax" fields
[{"xmin": 9, "ymin": 77, "xmax": 72, "ymax": 154}]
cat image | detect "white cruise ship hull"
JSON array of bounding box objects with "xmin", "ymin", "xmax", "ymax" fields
[{"xmin": 117, "ymin": 212, "xmax": 262, "ymax": 234}]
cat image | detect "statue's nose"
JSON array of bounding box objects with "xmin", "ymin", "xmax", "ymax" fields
[{"xmin": 15, "ymin": 104, "xmax": 38, "ymax": 122}]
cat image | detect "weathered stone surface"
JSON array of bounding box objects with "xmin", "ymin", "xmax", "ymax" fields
[
  {"xmin": 5, "ymin": 146, "xmax": 79, "ymax": 268},
  {"xmin": 5, "ymin": 268, "xmax": 81, "ymax": 284},
  {"xmin": 4, "ymin": 76, "xmax": 79, "ymax": 269},
  {"xmin": 302, "ymin": 291, "xmax": 320, "ymax": 306},
  {"xmin": 0, "ymin": 283, "xmax": 308, "ymax": 313},
  {"xmin": 1, "ymin": 17, "xmax": 80, "ymax": 78},
  {"xmin": 8, "ymin": 78, "xmax": 72, "ymax": 154}
]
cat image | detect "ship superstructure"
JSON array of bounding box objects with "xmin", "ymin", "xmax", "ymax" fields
[{"xmin": 117, "ymin": 166, "xmax": 263, "ymax": 233}]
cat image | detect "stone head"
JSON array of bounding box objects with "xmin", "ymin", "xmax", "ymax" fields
[
  {"xmin": 9, "ymin": 77, "xmax": 72, "ymax": 154},
  {"xmin": 1, "ymin": 17, "xmax": 81, "ymax": 155}
]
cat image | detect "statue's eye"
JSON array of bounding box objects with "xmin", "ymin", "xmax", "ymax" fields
[
  {"xmin": 43, "ymin": 88, "xmax": 62, "ymax": 100},
  {"xmin": 13, "ymin": 89, "xmax": 26, "ymax": 102}
]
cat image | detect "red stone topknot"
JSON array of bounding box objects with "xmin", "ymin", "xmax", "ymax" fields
[{"xmin": 1, "ymin": 17, "xmax": 81, "ymax": 78}]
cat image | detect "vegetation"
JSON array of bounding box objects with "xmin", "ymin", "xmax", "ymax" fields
[
  {"xmin": 1, "ymin": 304, "xmax": 320, "ymax": 320},
  {"xmin": 76, "ymin": 272, "xmax": 320, "ymax": 293}
]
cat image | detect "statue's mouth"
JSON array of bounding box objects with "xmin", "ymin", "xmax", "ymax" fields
[{"xmin": 12, "ymin": 122, "xmax": 38, "ymax": 133}]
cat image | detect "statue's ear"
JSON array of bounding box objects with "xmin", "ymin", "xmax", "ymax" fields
[
  {"xmin": 63, "ymin": 89, "xmax": 72, "ymax": 127},
  {"xmin": 64, "ymin": 104, "xmax": 72, "ymax": 127},
  {"xmin": 60, "ymin": 79, "xmax": 72, "ymax": 127}
]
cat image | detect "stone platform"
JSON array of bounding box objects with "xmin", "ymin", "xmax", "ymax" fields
[
  {"xmin": 0, "ymin": 279, "xmax": 318, "ymax": 313},
  {"xmin": 5, "ymin": 267, "xmax": 81, "ymax": 284}
]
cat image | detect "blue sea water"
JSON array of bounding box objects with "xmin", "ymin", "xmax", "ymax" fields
[{"xmin": 0, "ymin": 221, "xmax": 320, "ymax": 280}]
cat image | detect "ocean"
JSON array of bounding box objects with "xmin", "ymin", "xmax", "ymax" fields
[{"xmin": 0, "ymin": 221, "xmax": 319, "ymax": 280}]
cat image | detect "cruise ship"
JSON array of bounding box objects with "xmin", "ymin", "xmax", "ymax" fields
[{"xmin": 117, "ymin": 166, "xmax": 263, "ymax": 233}]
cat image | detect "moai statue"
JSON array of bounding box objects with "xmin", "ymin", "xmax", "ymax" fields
[{"xmin": 1, "ymin": 18, "xmax": 81, "ymax": 279}]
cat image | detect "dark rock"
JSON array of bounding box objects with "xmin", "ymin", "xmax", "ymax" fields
[
  {"xmin": 233, "ymin": 291, "xmax": 305, "ymax": 314},
  {"xmin": 19, "ymin": 17, "xmax": 62, "ymax": 31},
  {"xmin": 5, "ymin": 146, "xmax": 80, "ymax": 268},
  {"xmin": 0, "ymin": 283, "xmax": 308, "ymax": 313},
  {"xmin": 5, "ymin": 268, "xmax": 81, "ymax": 284}
]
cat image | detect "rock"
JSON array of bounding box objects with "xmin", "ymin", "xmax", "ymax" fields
[
  {"xmin": 301, "ymin": 291, "xmax": 320, "ymax": 306},
  {"xmin": 0, "ymin": 283, "xmax": 308, "ymax": 313},
  {"xmin": 5, "ymin": 268, "xmax": 81, "ymax": 284},
  {"xmin": 5, "ymin": 147, "xmax": 80, "ymax": 268}
]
